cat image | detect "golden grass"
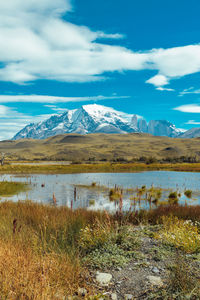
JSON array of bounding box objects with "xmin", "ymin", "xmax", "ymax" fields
[
  {"xmin": 0, "ymin": 161, "xmax": 200, "ymax": 174},
  {"xmin": 0, "ymin": 242, "xmax": 82, "ymax": 299},
  {"xmin": 0, "ymin": 201, "xmax": 107, "ymax": 299},
  {"xmin": 2, "ymin": 132, "xmax": 200, "ymax": 162}
]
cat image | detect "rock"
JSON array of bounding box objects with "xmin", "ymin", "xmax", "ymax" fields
[
  {"xmin": 152, "ymin": 267, "xmax": 160, "ymax": 274},
  {"xmin": 147, "ymin": 276, "xmax": 163, "ymax": 286},
  {"xmin": 96, "ymin": 272, "xmax": 112, "ymax": 286},
  {"xmin": 124, "ymin": 294, "xmax": 133, "ymax": 300},
  {"xmin": 78, "ymin": 287, "xmax": 87, "ymax": 297},
  {"xmin": 111, "ymin": 293, "xmax": 118, "ymax": 300}
]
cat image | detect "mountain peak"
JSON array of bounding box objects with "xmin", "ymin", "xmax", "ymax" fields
[
  {"xmin": 82, "ymin": 104, "xmax": 120, "ymax": 116},
  {"xmin": 13, "ymin": 104, "xmax": 181, "ymax": 140}
]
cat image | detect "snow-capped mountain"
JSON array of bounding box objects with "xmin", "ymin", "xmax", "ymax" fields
[{"xmin": 13, "ymin": 104, "xmax": 182, "ymax": 140}]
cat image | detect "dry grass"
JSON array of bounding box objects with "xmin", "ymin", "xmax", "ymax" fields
[
  {"xmin": 0, "ymin": 242, "xmax": 82, "ymax": 299},
  {"xmin": 2, "ymin": 132, "xmax": 200, "ymax": 162},
  {"xmin": 0, "ymin": 201, "xmax": 108, "ymax": 299},
  {"xmin": 119, "ymin": 204, "xmax": 200, "ymax": 225},
  {"xmin": 2, "ymin": 162, "xmax": 200, "ymax": 174},
  {"xmin": 0, "ymin": 200, "xmax": 200, "ymax": 299}
]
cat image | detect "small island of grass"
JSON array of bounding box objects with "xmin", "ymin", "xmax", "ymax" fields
[{"xmin": 0, "ymin": 181, "xmax": 28, "ymax": 197}]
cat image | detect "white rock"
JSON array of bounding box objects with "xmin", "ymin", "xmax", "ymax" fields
[
  {"xmin": 78, "ymin": 287, "xmax": 87, "ymax": 296},
  {"xmin": 152, "ymin": 267, "xmax": 160, "ymax": 274},
  {"xmin": 111, "ymin": 293, "xmax": 118, "ymax": 300},
  {"xmin": 96, "ymin": 272, "xmax": 112, "ymax": 286},
  {"xmin": 124, "ymin": 294, "xmax": 133, "ymax": 300},
  {"xmin": 147, "ymin": 276, "xmax": 163, "ymax": 286}
]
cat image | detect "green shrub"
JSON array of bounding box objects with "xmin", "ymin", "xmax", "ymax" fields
[
  {"xmin": 82, "ymin": 225, "xmax": 140, "ymax": 269},
  {"xmin": 83, "ymin": 242, "xmax": 133, "ymax": 269},
  {"xmin": 155, "ymin": 216, "xmax": 200, "ymax": 253},
  {"xmin": 184, "ymin": 190, "xmax": 192, "ymax": 198},
  {"xmin": 168, "ymin": 191, "xmax": 179, "ymax": 205}
]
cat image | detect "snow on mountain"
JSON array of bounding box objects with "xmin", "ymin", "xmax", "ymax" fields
[{"xmin": 13, "ymin": 104, "xmax": 181, "ymax": 140}]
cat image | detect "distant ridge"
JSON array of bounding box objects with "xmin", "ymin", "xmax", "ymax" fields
[{"xmin": 13, "ymin": 104, "xmax": 185, "ymax": 140}]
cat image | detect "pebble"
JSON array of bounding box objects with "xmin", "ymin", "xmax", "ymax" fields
[
  {"xmin": 124, "ymin": 294, "xmax": 133, "ymax": 300},
  {"xmin": 96, "ymin": 272, "xmax": 112, "ymax": 286},
  {"xmin": 111, "ymin": 293, "xmax": 118, "ymax": 300},
  {"xmin": 152, "ymin": 267, "xmax": 160, "ymax": 274},
  {"xmin": 147, "ymin": 275, "xmax": 163, "ymax": 287}
]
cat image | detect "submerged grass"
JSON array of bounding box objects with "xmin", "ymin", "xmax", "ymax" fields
[{"xmin": 0, "ymin": 181, "xmax": 28, "ymax": 197}]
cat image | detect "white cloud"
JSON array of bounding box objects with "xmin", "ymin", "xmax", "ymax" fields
[
  {"xmin": 179, "ymin": 87, "xmax": 200, "ymax": 96},
  {"xmin": 0, "ymin": 104, "xmax": 52, "ymax": 140},
  {"xmin": 0, "ymin": 94, "xmax": 130, "ymax": 103},
  {"xmin": 146, "ymin": 75, "xmax": 169, "ymax": 87},
  {"xmin": 173, "ymin": 104, "xmax": 200, "ymax": 113},
  {"xmin": 96, "ymin": 32, "xmax": 125, "ymax": 39},
  {"xmin": 0, "ymin": 105, "xmax": 10, "ymax": 115},
  {"xmin": 185, "ymin": 120, "xmax": 200, "ymax": 125},
  {"xmin": 0, "ymin": 0, "xmax": 200, "ymax": 88},
  {"xmin": 156, "ymin": 87, "xmax": 175, "ymax": 91}
]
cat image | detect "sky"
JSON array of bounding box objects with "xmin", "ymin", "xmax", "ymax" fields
[{"xmin": 1, "ymin": 0, "xmax": 200, "ymax": 139}]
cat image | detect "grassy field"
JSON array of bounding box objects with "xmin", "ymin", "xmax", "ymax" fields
[
  {"xmin": 1, "ymin": 161, "xmax": 200, "ymax": 174},
  {"xmin": 0, "ymin": 201, "xmax": 199, "ymax": 299},
  {"xmin": 2, "ymin": 133, "xmax": 200, "ymax": 162}
]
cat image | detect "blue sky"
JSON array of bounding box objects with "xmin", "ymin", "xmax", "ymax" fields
[{"xmin": 0, "ymin": 0, "xmax": 200, "ymax": 139}]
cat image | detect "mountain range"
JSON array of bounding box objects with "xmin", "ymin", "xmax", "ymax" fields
[{"xmin": 13, "ymin": 104, "xmax": 194, "ymax": 140}]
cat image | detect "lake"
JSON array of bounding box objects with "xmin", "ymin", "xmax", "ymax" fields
[{"xmin": 1, "ymin": 171, "xmax": 200, "ymax": 211}]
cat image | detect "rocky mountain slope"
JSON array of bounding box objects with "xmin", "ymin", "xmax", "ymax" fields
[
  {"xmin": 13, "ymin": 104, "xmax": 183, "ymax": 140},
  {"xmin": 178, "ymin": 128, "xmax": 200, "ymax": 139}
]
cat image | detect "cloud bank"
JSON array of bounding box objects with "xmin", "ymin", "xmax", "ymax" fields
[
  {"xmin": 0, "ymin": 0, "xmax": 200, "ymax": 88},
  {"xmin": 0, "ymin": 104, "xmax": 53, "ymax": 140},
  {"xmin": 173, "ymin": 104, "xmax": 200, "ymax": 113},
  {"xmin": 185, "ymin": 120, "xmax": 200, "ymax": 125},
  {"xmin": 0, "ymin": 94, "xmax": 130, "ymax": 103}
]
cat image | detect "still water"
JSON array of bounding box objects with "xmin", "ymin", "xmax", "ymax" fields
[{"xmin": 1, "ymin": 171, "xmax": 200, "ymax": 211}]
